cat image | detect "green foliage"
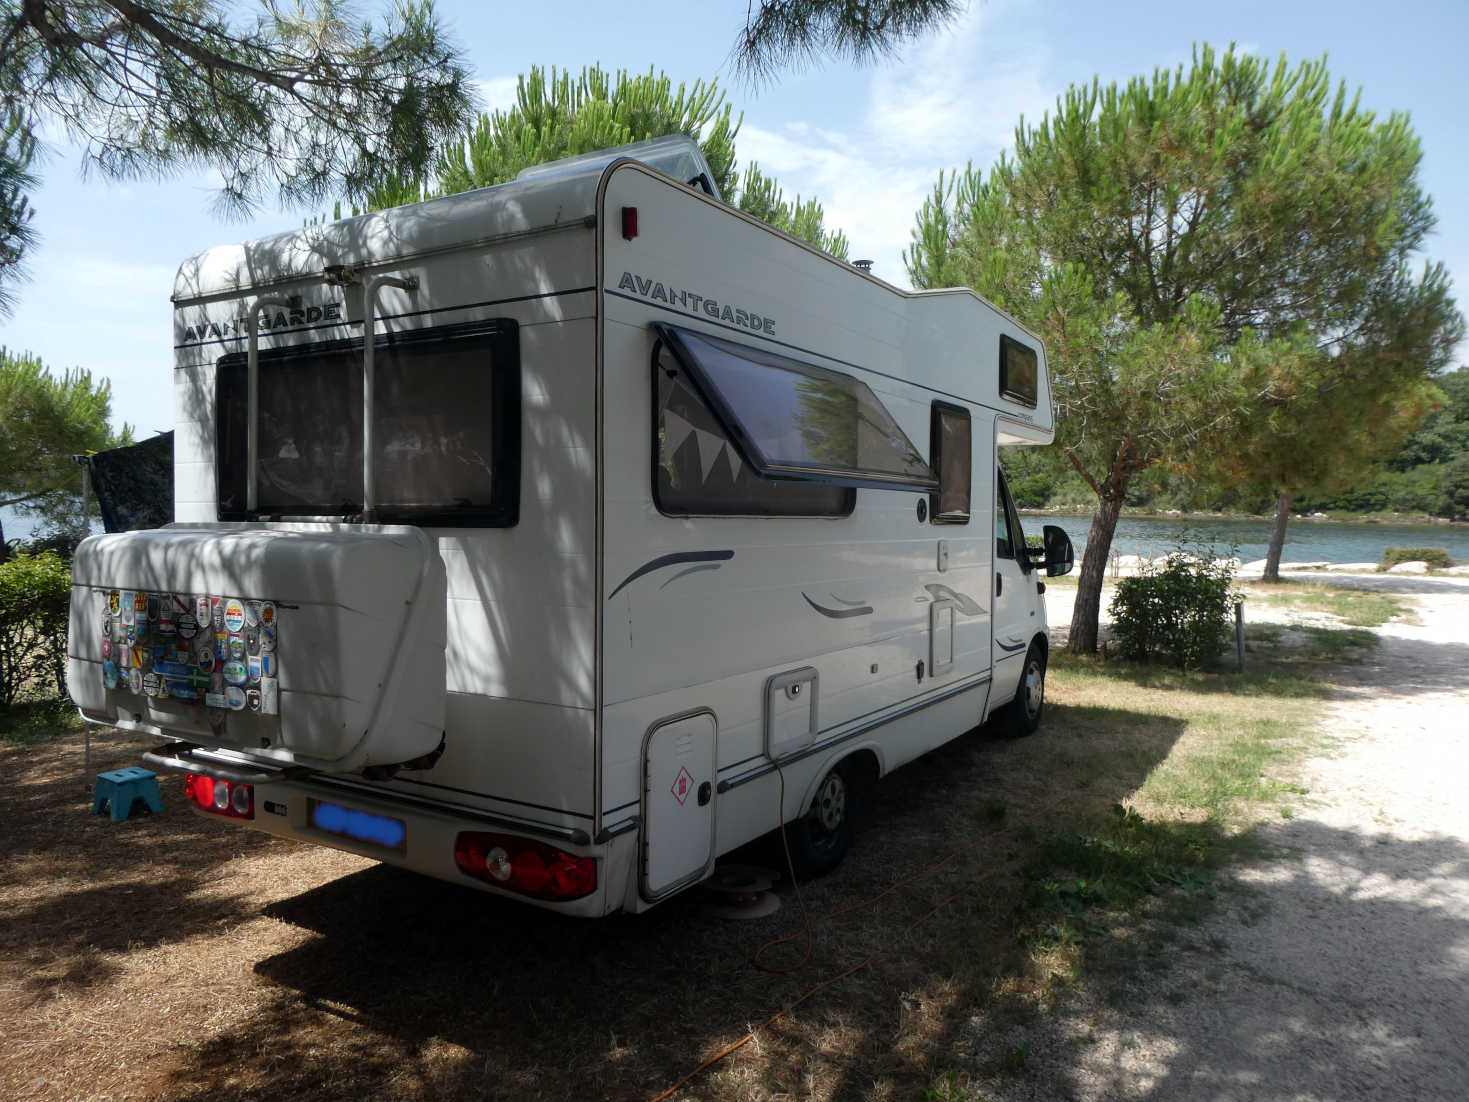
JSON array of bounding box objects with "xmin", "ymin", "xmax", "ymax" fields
[
  {"xmin": 1021, "ymin": 804, "xmax": 1215, "ymax": 954},
  {"xmin": 0, "ymin": 109, "xmax": 36, "ymax": 317},
  {"xmin": 1380, "ymin": 546, "xmax": 1453, "ymax": 570},
  {"xmin": 907, "ymin": 45, "xmax": 1460, "ymax": 647},
  {"xmin": 735, "ymin": 0, "xmax": 962, "ymax": 81},
  {"xmin": 1388, "ymin": 368, "xmax": 1469, "ymax": 471},
  {"xmin": 364, "ymin": 64, "xmax": 848, "ymax": 257},
  {"xmin": 1109, "ymin": 546, "xmax": 1239, "ymax": 669},
  {"xmin": 0, "ymin": 551, "xmax": 70, "ymax": 709},
  {"xmin": 2, "ymin": 1, "xmax": 472, "ymax": 217},
  {"xmin": 0, "ymin": 348, "xmax": 125, "ymax": 547},
  {"xmin": 1438, "ymin": 456, "xmax": 1469, "ymax": 519}
]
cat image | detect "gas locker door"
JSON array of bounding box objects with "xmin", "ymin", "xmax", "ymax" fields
[{"xmin": 641, "ymin": 711, "xmax": 717, "ymax": 901}]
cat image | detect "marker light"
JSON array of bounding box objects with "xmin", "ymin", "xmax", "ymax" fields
[
  {"xmin": 621, "ymin": 206, "xmax": 638, "ymax": 240},
  {"xmin": 454, "ymin": 832, "xmax": 597, "ymax": 901},
  {"xmin": 185, "ymin": 773, "xmax": 254, "ymax": 820}
]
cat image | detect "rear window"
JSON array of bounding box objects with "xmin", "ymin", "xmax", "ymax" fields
[
  {"xmin": 655, "ymin": 324, "xmax": 936, "ymax": 491},
  {"xmin": 215, "ymin": 320, "xmax": 519, "ymax": 526},
  {"xmin": 999, "ymin": 335, "xmax": 1039, "ymax": 408}
]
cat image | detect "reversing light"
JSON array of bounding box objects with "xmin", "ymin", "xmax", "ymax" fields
[
  {"xmin": 454, "ymin": 832, "xmax": 596, "ymax": 901},
  {"xmin": 185, "ymin": 773, "xmax": 254, "ymax": 820}
]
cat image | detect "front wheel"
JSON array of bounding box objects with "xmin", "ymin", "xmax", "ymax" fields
[
  {"xmin": 786, "ymin": 762, "xmax": 859, "ymax": 878},
  {"xmin": 1004, "ymin": 643, "xmax": 1046, "ymax": 737}
]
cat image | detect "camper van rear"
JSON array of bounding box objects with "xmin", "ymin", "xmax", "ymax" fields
[{"xmin": 66, "ymin": 136, "xmax": 1072, "ymax": 916}]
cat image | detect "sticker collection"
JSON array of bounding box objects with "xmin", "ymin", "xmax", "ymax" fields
[{"xmin": 99, "ymin": 591, "xmax": 280, "ymax": 715}]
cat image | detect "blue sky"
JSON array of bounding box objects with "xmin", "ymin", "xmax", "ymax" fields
[{"xmin": 3, "ymin": 0, "xmax": 1466, "ymax": 442}]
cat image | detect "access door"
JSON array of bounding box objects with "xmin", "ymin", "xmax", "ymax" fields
[{"xmin": 641, "ymin": 711, "xmax": 717, "ymax": 900}]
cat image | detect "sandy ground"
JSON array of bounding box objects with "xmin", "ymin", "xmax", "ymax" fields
[{"xmin": 1035, "ymin": 572, "xmax": 1469, "ymax": 1100}]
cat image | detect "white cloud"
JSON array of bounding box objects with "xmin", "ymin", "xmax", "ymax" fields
[
  {"xmin": 473, "ymin": 76, "xmax": 520, "ymax": 116},
  {"xmin": 731, "ymin": 0, "xmax": 1056, "ymax": 287}
]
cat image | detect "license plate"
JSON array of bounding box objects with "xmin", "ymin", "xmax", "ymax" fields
[{"xmin": 307, "ymin": 799, "xmax": 406, "ymax": 852}]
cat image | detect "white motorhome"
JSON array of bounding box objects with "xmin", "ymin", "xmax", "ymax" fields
[{"xmin": 67, "ymin": 136, "xmax": 1075, "ymax": 915}]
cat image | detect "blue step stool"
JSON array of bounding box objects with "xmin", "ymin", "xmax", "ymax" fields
[{"xmin": 92, "ymin": 767, "xmax": 164, "ymax": 822}]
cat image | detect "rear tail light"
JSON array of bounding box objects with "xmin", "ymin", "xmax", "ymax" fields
[
  {"xmin": 454, "ymin": 832, "xmax": 596, "ymax": 901},
  {"xmin": 185, "ymin": 773, "xmax": 254, "ymax": 820}
]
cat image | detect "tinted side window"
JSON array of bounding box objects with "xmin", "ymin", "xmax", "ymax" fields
[
  {"xmin": 217, "ymin": 320, "xmax": 519, "ymax": 526},
  {"xmin": 999, "ymin": 334, "xmax": 1039, "ymax": 408},
  {"xmin": 929, "ymin": 402, "xmax": 971, "ymax": 524},
  {"xmin": 655, "ymin": 323, "xmax": 936, "ymax": 491},
  {"xmin": 653, "ymin": 342, "xmax": 854, "ymax": 517}
]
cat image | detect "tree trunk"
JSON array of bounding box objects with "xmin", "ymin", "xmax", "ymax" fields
[
  {"xmin": 1068, "ymin": 490, "xmax": 1127, "ymax": 654},
  {"xmin": 1263, "ymin": 488, "xmax": 1293, "ymax": 583}
]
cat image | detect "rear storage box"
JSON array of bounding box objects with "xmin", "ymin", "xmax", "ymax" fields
[{"xmin": 68, "ymin": 522, "xmax": 446, "ymax": 773}]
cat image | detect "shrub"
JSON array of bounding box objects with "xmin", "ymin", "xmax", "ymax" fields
[
  {"xmin": 1109, "ymin": 546, "xmax": 1239, "ymax": 669},
  {"xmin": 0, "ymin": 551, "xmax": 72, "ymax": 709},
  {"xmin": 1379, "ymin": 547, "xmax": 1453, "ymax": 571}
]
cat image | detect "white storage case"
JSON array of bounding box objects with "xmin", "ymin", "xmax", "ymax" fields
[{"xmin": 68, "ymin": 522, "xmax": 446, "ymax": 773}]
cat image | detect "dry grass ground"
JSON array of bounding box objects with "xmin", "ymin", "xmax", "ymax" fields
[{"xmin": 0, "ymin": 639, "xmax": 1346, "ymax": 1102}]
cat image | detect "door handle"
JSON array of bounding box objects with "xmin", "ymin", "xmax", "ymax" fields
[{"xmin": 995, "ymin": 572, "xmax": 1002, "ymax": 597}]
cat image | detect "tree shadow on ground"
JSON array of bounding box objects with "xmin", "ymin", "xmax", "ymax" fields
[
  {"xmin": 939, "ymin": 819, "xmax": 1469, "ymax": 1101},
  {"xmin": 140, "ymin": 706, "xmax": 1187, "ymax": 1102}
]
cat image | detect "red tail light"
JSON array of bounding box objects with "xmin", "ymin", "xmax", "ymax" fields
[
  {"xmin": 185, "ymin": 773, "xmax": 254, "ymax": 820},
  {"xmin": 454, "ymin": 832, "xmax": 596, "ymax": 901}
]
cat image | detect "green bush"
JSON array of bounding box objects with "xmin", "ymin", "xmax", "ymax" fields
[
  {"xmin": 0, "ymin": 551, "xmax": 72, "ymax": 709},
  {"xmin": 1109, "ymin": 547, "xmax": 1239, "ymax": 669},
  {"xmin": 1379, "ymin": 547, "xmax": 1453, "ymax": 571}
]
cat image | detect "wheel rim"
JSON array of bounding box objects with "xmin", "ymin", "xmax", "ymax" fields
[
  {"xmin": 807, "ymin": 771, "xmax": 847, "ymax": 846},
  {"xmin": 1023, "ymin": 659, "xmax": 1044, "ymax": 719}
]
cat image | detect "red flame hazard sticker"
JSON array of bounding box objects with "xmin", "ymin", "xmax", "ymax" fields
[{"xmin": 671, "ymin": 766, "xmax": 695, "ymax": 806}]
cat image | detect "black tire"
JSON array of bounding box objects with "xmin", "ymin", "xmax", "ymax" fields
[
  {"xmin": 1003, "ymin": 642, "xmax": 1047, "ymax": 737},
  {"xmin": 786, "ymin": 761, "xmax": 861, "ymax": 878}
]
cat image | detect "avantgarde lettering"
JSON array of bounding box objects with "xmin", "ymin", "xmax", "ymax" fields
[{"xmin": 616, "ymin": 269, "xmax": 776, "ymax": 336}]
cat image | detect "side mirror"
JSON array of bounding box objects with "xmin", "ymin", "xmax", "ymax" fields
[{"xmin": 1043, "ymin": 524, "xmax": 1075, "ymax": 577}]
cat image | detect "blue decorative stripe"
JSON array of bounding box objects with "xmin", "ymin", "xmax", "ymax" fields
[{"xmin": 608, "ymin": 550, "xmax": 734, "ymax": 599}]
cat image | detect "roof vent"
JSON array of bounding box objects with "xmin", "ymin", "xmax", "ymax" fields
[{"xmin": 853, "ymin": 259, "xmax": 874, "ymax": 273}]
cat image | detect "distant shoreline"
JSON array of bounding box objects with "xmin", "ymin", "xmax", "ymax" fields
[{"xmin": 1020, "ymin": 507, "xmax": 1468, "ymax": 528}]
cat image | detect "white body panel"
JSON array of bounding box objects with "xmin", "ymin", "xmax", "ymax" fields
[{"xmin": 68, "ymin": 139, "xmax": 1057, "ymax": 916}]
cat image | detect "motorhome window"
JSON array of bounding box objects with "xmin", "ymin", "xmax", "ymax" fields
[
  {"xmin": 929, "ymin": 402, "xmax": 971, "ymax": 524},
  {"xmin": 999, "ymin": 335, "xmax": 1039, "ymax": 408},
  {"xmin": 655, "ymin": 324, "xmax": 937, "ymax": 492},
  {"xmin": 215, "ymin": 320, "xmax": 519, "ymax": 526},
  {"xmin": 995, "ymin": 480, "xmax": 1014, "ymax": 560},
  {"xmin": 997, "ymin": 469, "xmax": 1028, "ymax": 564},
  {"xmin": 654, "ymin": 343, "xmax": 854, "ymax": 517}
]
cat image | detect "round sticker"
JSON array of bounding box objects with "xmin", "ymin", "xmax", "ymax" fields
[
  {"xmin": 195, "ymin": 596, "xmax": 210, "ymax": 624},
  {"xmin": 177, "ymin": 613, "xmax": 198, "ymax": 639},
  {"xmin": 246, "ymin": 689, "xmax": 261, "ymax": 713},
  {"xmin": 101, "ymin": 638, "xmax": 113, "ymax": 659},
  {"xmin": 260, "ymin": 625, "xmax": 277, "ymax": 653},
  {"xmin": 223, "ymin": 599, "xmax": 246, "ymax": 633},
  {"xmin": 260, "ymin": 602, "xmax": 276, "ymax": 627},
  {"xmin": 226, "ymin": 685, "xmax": 247, "ymax": 711},
  {"xmin": 245, "ymin": 600, "xmax": 263, "ymax": 627},
  {"xmin": 223, "ymin": 660, "xmax": 248, "ymax": 686},
  {"xmin": 197, "ymin": 648, "xmax": 215, "ymax": 674},
  {"xmin": 102, "ymin": 661, "xmax": 120, "ymax": 689},
  {"xmin": 128, "ymin": 669, "xmax": 143, "ymax": 695}
]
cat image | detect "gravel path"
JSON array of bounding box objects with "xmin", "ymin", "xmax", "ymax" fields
[{"xmin": 1037, "ymin": 573, "xmax": 1469, "ymax": 1100}]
